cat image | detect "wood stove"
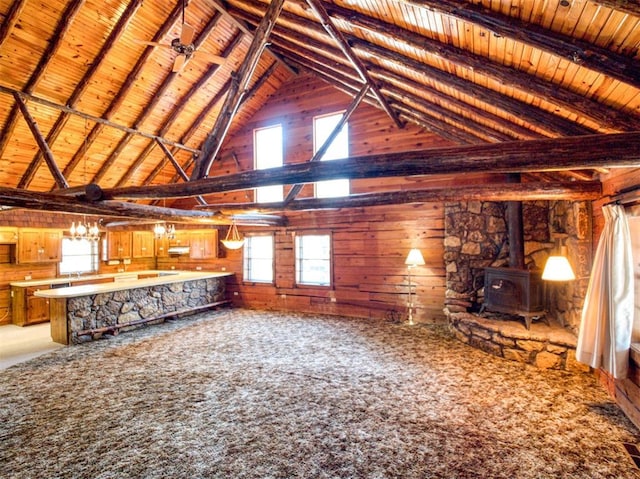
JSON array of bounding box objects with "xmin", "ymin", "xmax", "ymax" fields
[{"xmin": 482, "ymin": 267, "xmax": 545, "ymax": 329}]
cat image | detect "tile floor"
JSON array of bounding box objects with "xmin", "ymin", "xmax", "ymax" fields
[{"xmin": 0, "ymin": 322, "xmax": 63, "ymax": 370}]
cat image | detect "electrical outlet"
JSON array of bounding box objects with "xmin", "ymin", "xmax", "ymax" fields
[
  {"xmin": 330, "ymin": 297, "xmax": 337, "ymax": 303},
  {"xmin": 24, "ymin": 275, "xmax": 32, "ymax": 281},
  {"xmin": 233, "ymin": 291, "xmax": 239, "ymax": 296},
  {"xmin": 280, "ymin": 294, "xmax": 286, "ymax": 299},
  {"xmin": 195, "ymin": 266, "xmax": 202, "ymax": 271}
]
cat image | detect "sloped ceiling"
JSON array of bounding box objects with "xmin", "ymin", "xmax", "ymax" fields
[{"xmin": 0, "ymin": 0, "xmax": 639, "ymax": 220}]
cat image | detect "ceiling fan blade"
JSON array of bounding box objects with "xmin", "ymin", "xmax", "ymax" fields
[
  {"xmin": 192, "ymin": 51, "xmax": 226, "ymax": 64},
  {"xmin": 180, "ymin": 22, "xmax": 195, "ymax": 45},
  {"xmin": 172, "ymin": 54, "xmax": 187, "ymax": 72}
]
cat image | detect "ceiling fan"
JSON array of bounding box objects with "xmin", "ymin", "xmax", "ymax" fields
[{"xmin": 137, "ymin": 0, "xmax": 225, "ymax": 72}]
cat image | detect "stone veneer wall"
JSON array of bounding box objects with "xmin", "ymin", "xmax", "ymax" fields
[
  {"xmin": 444, "ymin": 200, "xmax": 592, "ymax": 334},
  {"xmin": 68, "ymin": 278, "xmax": 226, "ymax": 343}
]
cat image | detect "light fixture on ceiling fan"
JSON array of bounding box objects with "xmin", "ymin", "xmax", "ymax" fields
[{"xmin": 136, "ymin": 0, "xmax": 225, "ymax": 72}]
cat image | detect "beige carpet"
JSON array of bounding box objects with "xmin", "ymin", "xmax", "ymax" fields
[{"xmin": 1, "ymin": 309, "xmax": 639, "ymax": 478}]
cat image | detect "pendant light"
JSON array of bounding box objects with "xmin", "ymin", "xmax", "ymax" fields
[
  {"xmin": 221, "ymin": 220, "xmax": 244, "ymax": 250},
  {"xmin": 69, "ymin": 119, "xmax": 100, "ymax": 241}
]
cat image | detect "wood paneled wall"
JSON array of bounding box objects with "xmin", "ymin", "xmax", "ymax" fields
[{"xmin": 199, "ymin": 74, "xmax": 452, "ymax": 322}]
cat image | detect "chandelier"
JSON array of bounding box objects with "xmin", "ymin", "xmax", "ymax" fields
[
  {"xmin": 221, "ymin": 221, "xmax": 244, "ymax": 250},
  {"xmin": 154, "ymin": 223, "xmax": 176, "ymax": 239},
  {"xmin": 70, "ymin": 219, "xmax": 100, "ymax": 241}
]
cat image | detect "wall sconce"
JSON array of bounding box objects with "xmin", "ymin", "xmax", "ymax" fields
[
  {"xmin": 542, "ymin": 238, "xmax": 576, "ymax": 281},
  {"xmin": 405, "ymin": 248, "xmax": 425, "ymax": 325},
  {"xmin": 221, "ymin": 220, "xmax": 244, "ymax": 250}
]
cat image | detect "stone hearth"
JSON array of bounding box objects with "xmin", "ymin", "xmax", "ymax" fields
[{"xmin": 448, "ymin": 312, "xmax": 589, "ymax": 372}]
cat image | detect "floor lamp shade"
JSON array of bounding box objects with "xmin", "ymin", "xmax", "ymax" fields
[{"xmin": 405, "ymin": 248, "xmax": 425, "ymax": 266}]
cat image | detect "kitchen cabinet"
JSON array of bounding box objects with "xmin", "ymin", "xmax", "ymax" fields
[
  {"xmin": 155, "ymin": 236, "xmax": 169, "ymax": 258},
  {"xmin": 190, "ymin": 230, "xmax": 218, "ymax": 259},
  {"xmin": 0, "ymin": 227, "xmax": 18, "ymax": 243},
  {"xmin": 12, "ymin": 285, "xmax": 51, "ymax": 326},
  {"xmin": 106, "ymin": 231, "xmax": 132, "ymax": 260},
  {"xmin": 169, "ymin": 231, "xmax": 190, "ymax": 247},
  {"xmin": 17, "ymin": 228, "xmax": 62, "ymax": 264},
  {"xmin": 132, "ymin": 231, "xmax": 154, "ymax": 258}
]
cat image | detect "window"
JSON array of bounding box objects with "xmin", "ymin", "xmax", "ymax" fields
[
  {"xmin": 254, "ymin": 125, "xmax": 283, "ymax": 203},
  {"xmin": 295, "ymin": 234, "xmax": 331, "ymax": 286},
  {"xmin": 314, "ymin": 112, "xmax": 349, "ymax": 198},
  {"xmin": 59, "ymin": 238, "xmax": 99, "ymax": 275},
  {"xmin": 243, "ymin": 235, "xmax": 274, "ymax": 283}
]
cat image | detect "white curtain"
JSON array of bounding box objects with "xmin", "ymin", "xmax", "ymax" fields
[{"xmin": 576, "ymin": 204, "xmax": 634, "ymax": 379}]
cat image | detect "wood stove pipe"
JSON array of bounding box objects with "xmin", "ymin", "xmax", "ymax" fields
[{"xmin": 507, "ymin": 173, "xmax": 525, "ymax": 269}]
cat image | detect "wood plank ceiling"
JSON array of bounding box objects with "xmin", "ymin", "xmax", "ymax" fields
[{"xmin": 0, "ymin": 0, "xmax": 639, "ymax": 220}]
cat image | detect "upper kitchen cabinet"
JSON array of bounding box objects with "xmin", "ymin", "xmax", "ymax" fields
[
  {"xmin": 0, "ymin": 227, "xmax": 18, "ymax": 244},
  {"xmin": 132, "ymin": 231, "xmax": 154, "ymax": 258},
  {"xmin": 17, "ymin": 228, "xmax": 62, "ymax": 264},
  {"xmin": 106, "ymin": 231, "xmax": 132, "ymax": 260},
  {"xmin": 190, "ymin": 230, "xmax": 218, "ymax": 260}
]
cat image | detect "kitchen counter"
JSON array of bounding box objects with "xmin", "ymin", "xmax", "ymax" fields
[
  {"xmin": 23, "ymin": 270, "xmax": 232, "ymax": 345},
  {"xmin": 10, "ymin": 270, "xmax": 201, "ymax": 288},
  {"xmin": 33, "ymin": 270, "xmax": 232, "ymax": 298}
]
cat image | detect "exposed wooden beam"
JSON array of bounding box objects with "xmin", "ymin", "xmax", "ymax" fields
[
  {"xmin": 155, "ymin": 140, "xmax": 207, "ymax": 207},
  {"xmin": 590, "ymin": 0, "xmax": 640, "ymax": 16},
  {"xmin": 324, "ymin": 2, "xmax": 640, "ymax": 132},
  {"xmin": 233, "ymin": 11, "xmax": 511, "ymax": 142},
  {"xmin": 60, "ymin": 2, "xmax": 189, "ymax": 182},
  {"xmin": 101, "ymin": 133, "xmax": 640, "ymax": 200},
  {"xmin": 149, "ymin": 60, "xmax": 280, "ymax": 199},
  {"xmin": 199, "ymin": 181, "xmax": 602, "ymax": 212},
  {"xmin": 284, "ymin": 52, "xmax": 478, "ymax": 144},
  {"xmin": 273, "ymin": 43, "xmax": 525, "ymax": 144},
  {"xmin": 0, "ymin": 86, "xmax": 200, "ymax": 156},
  {"xmin": 229, "ymin": 2, "xmax": 592, "ymax": 137},
  {"xmin": 372, "ymin": 68, "xmax": 544, "ymax": 141},
  {"xmin": 305, "ymin": 0, "xmax": 403, "ymax": 129},
  {"xmin": 208, "ymin": 0, "xmax": 297, "ymax": 75},
  {"xmin": 0, "ymin": 0, "xmax": 27, "ymax": 48},
  {"xmin": 0, "ymin": 188, "xmax": 285, "ymax": 226},
  {"xmin": 190, "ymin": 0, "xmax": 286, "ymax": 180},
  {"xmin": 0, "ymin": 0, "xmax": 86, "ymax": 164},
  {"xmin": 119, "ymin": 26, "xmax": 241, "ymax": 189},
  {"xmin": 96, "ymin": 11, "xmax": 224, "ymax": 186},
  {"xmin": 284, "ymin": 84, "xmax": 370, "ymax": 204},
  {"xmin": 351, "ymin": 39, "xmax": 594, "ymax": 137},
  {"xmin": 12, "ymin": 93, "xmax": 68, "ymax": 189},
  {"xmin": 395, "ymin": 0, "xmax": 640, "ymax": 90},
  {"xmin": 18, "ymin": 0, "xmax": 144, "ymax": 189}
]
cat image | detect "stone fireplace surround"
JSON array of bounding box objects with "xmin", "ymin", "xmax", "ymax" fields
[{"xmin": 443, "ymin": 200, "xmax": 592, "ymax": 371}]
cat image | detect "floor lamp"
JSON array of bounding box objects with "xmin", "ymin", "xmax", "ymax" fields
[{"xmin": 405, "ymin": 248, "xmax": 425, "ymax": 325}]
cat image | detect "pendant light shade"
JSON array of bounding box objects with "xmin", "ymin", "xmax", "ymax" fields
[{"xmin": 221, "ymin": 221, "xmax": 244, "ymax": 250}]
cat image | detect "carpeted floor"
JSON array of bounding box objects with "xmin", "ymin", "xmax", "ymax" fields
[{"xmin": 1, "ymin": 309, "xmax": 640, "ymax": 478}]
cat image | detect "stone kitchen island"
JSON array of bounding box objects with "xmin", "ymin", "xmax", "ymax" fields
[{"xmin": 33, "ymin": 271, "xmax": 232, "ymax": 345}]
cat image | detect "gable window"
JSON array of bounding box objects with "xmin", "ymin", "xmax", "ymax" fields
[
  {"xmin": 314, "ymin": 112, "xmax": 349, "ymax": 198},
  {"xmin": 243, "ymin": 235, "xmax": 274, "ymax": 283},
  {"xmin": 59, "ymin": 238, "xmax": 99, "ymax": 275},
  {"xmin": 254, "ymin": 124, "xmax": 283, "ymax": 203},
  {"xmin": 295, "ymin": 234, "xmax": 332, "ymax": 287}
]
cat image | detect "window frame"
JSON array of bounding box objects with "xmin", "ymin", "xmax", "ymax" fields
[
  {"xmin": 253, "ymin": 124, "xmax": 284, "ymax": 203},
  {"xmin": 243, "ymin": 233, "xmax": 276, "ymax": 284},
  {"xmin": 294, "ymin": 232, "xmax": 333, "ymax": 288},
  {"xmin": 313, "ymin": 111, "xmax": 350, "ymax": 199},
  {"xmin": 58, "ymin": 236, "xmax": 100, "ymax": 275}
]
